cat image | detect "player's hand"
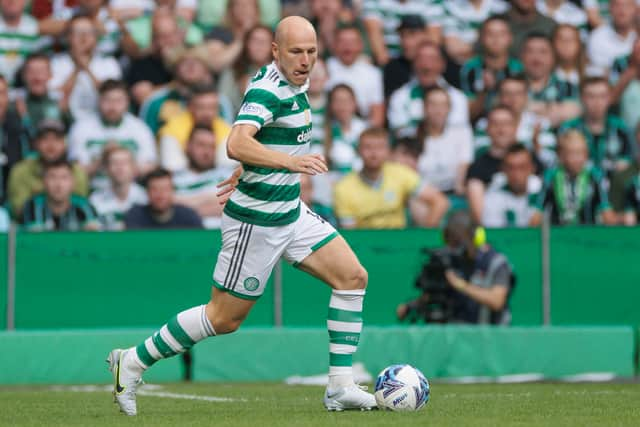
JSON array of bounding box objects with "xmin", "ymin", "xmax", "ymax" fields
[
  {"xmin": 216, "ymin": 165, "xmax": 243, "ymax": 205},
  {"xmin": 287, "ymin": 154, "xmax": 328, "ymax": 175}
]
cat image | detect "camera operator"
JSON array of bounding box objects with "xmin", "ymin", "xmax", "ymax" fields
[{"xmin": 397, "ymin": 210, "xmax": 514, "ymax": 325}]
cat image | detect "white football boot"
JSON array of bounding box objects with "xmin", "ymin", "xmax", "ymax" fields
[
  {"xmin": 106, "ymin": 348, "xmax": 142, "ymax": 416},
  {"xmin": 324, "ymin": 383, "xmax": 377, "ymax": 411}
]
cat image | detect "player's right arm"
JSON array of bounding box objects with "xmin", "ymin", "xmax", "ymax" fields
[{"xmin": 227, "ymin": 123, "xmax": 328, "ymax": 175}]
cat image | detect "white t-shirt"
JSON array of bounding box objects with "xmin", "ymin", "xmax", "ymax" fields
[
  {"xmin": 90, "ymin": 183, "xmax": 148, "ymax": 230},
  {"xmin": 587, "ymin": 25, "xmax": 636, "ymax": 73},
  {"xmin": 68, "ymin": 113, "xmax": 157, "ymax": 189},
  {"xmin": 326, "ymin": 57, "xmax": 384, "ymax": 118},
  {"xmin": 417, "ymin": 125, "xmax": 473, "ymax": 192},
  {"xmin": 482, "ymin": 175, "xmax": 542, "ymax": 228},
  {"xmin": 49, "ymin": 54, "xmax": 122, "ymax": 119}
]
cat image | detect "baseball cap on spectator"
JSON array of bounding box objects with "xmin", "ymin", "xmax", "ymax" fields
[
  {"xmin": 397, "ymin": 15, "xmax": 425, "ymax": 32},
  {"xmin": 35, "ymin": 119, "xmax": 66, "ymax": 139}
]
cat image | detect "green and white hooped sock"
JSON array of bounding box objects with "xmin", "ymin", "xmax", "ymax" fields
[
  {"xmin": 127, "ymin": 305, "xmax": 216, "ymax": 373},
  {"xmin": 327, "ymin": 288, "xmax": 365, "ymax": 388}
]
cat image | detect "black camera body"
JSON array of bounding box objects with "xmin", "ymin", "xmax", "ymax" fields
[{"xmin": 408, "ymin": 247, "xmax": 470, "ymax": 323}]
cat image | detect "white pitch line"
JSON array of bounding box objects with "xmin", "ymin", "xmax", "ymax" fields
[{"xmin": 49, "ymin": 384, "xmax": 245, "ymax": 402}]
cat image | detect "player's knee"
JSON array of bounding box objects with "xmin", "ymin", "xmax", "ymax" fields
[
  {"xmin": 346, "ymin": 265, "xmax": 368, "ymax": 290},
  {"xmin": 210, "ymin": 316, "xmax": 242, "ymax": 335}
]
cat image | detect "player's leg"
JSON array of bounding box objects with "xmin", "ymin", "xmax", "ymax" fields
[{"xmin": 284, "ymin": 207, "xmax": 374, "ymax": 410}]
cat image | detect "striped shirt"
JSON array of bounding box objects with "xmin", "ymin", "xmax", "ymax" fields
[
  {"xmin": 90, "ymin": 183, "xmax": 148, "ymax": 230},
  {"xmin": 363, "ymin": 0, "xmax": 446, "ymax": 58},
  {"xmin": 173, "ymin": 167, "xmax": 233, "ymax": 229},
  {"xmin": 21, "ymin": 194, "xmax": 99, "ymax": 231},
  {"xmin": 0, "ymin": 15, "xmax": 49, "ymax": 84},
  {"xmin": 443, "ymin": 0, "xmax": 509, "ymax": 45},
  {"xmin": 225, "ymin": 62, "xmax": 312, "ymax": 226}
]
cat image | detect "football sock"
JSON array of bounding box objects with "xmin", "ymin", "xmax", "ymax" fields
[
  {"xmin": 327, "ymin": 288, "xmax": 365, "ymax": 389},
  {"xmin": 126, "ymin": 305, "xmax": 216, "ymax": 374}
]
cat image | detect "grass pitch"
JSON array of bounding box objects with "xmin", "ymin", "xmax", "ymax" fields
[{"xmin": 1, "ymin": 382, "xmax": 639, "ymax": 427}]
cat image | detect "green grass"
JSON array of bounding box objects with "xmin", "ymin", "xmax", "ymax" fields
[{"xmin": 1, "ymin": 382, "xmax": 639, "ymax": 427}]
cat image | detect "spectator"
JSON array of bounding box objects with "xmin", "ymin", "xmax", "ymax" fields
[
  {"xmin": 610, "ymin": 38, "xmax": 640, "ymax": 131},
  {"xmin": 0, "ymin": 205, "xmax": 7, "ymax": 232},
  {"xmin": 466, "ymin": 106, "xmax": 517, "ymax": 223},
  {"xmin": 68, "ymin": 80, "xmax": 158, "ymax": 190},
  {"xmin": 582, "ymin": 0, "xmax": 609, "ymax": 28},
  {"xmin": 609, "ymin": 124, "xmax": 640, "ymax": 212},
  {"xmin": 323, "ymin": 84, "xmax": 367, "ymax": 173},
  {"xmin": 124, "ymin": 0, "xmax": 204, "ymax": 58},
  {"xmin": 383, "ymin": 14, "xmax": 427, "ymax": 99},
  {"xmin": 125, "ymin": 12, "xmax": 184, "ymax": 108},
  {"xmin": 173, "ymin": 125, "xmax": 232, "ymax": 229},
  {"xmin": 362, "ymin": 0, "xmax": 445, "ymax": 65},
  {"xmin": 482, "ymin": 143, "xmax": 541, "ymax": 227},
  {"xmin": 475, "ymin": 75, "xmax": 556, "ymax": 167},
  {"xmin": 139, "ymin": 46, "xmax": 215, "ymax": 134},
  {"xmin": 110, "ymin": 0, "xmax": 198, "ymax": 23},
  {"xmin": 12, "ymin": 53, "xmax": 71, "ymax": 142},
  {"xmin": 90, "ymin": 145, "xmax": 148, "ymax": 231},
  {"xmin": 21, "ymin": 159, "xmax": 99, "ymax": 231},
  {"xmin": 217, "ymin": 25, "xmax": 274, "ymax": 115},
  {"xmin": 49, "ymin": 14, "xmax": 122, "ymax": 120},
  {"xmin": 388, "ymin": 42, "xmax": 469, "ymax": 138},
  {"xmin": 442, "ymin": 0, "xmax": 509, "ymax": 66},
  {"xmin": 460, "ymin": 16, "xmax": 524, "ymax": 120},
  {"xmin": 334, "ymin": 127, "xmax": 449, "ymax": 229},
  {"xmin": 530, "ymin": 130, "xmax": 617, "ymax": 225},
  {"xmin": 159, "ymin": 85, "xmax": 232, "ymax": 173},
  {"xmin": 124, "ymin": 168, "xmax": 203, "ymax": 229},
  {"xmin": 40, "ymin": 0, "xmax": 121, "ymax": 57},
  {"xmin": 552, "ymin": 24, "xmax": 585, "ymax": 97},
  {"xmin": 587, "ymin": 0, "xmax": 637, "ymax": 74},
  {"xmin": 0, "ymin": 75, "xmax": 22, "ymax": 205},
  {"xmin": 499, "ymin": 0, "xmax": 557, "ymax": 56},
  {"xmin": 308, "ymin": 59, "xmax": 329, "ymax": 150},
  {"xmin": 309, "ymin": 0, "xmax": 350, "ymax": 59},
  {"xmin": 391, "ymin": 136, "xmax": 423, "ymax": 171},
  {"xmin": 196, "ymin": 0, "xmax": 281, "ymax": 31},
  {"xmin": 326, "ymin": 26, "xmax": 385, "ymax": 127},
  {"xmin": 8, "ymin": 119, "xmax": 88, "ymax": 218},
  {"xmin": 416, "ymin": 86, "xmax": 473, "ymax": 196},
  {"xmin": 522, "ymin": 33, "xmax": 580, "ymax": 128},
  {"xmin": 559, "ymin": 77, "xmax": 633, "ymax": 176},
  {"xmin": 204, "ymin": 0, "xmax": 261, "ymax": 73},
  {"xmin": 0, "ymin": 0, "xmax": 48, "ymax": 85},
  {"xmin": 536, "ymin": 0, "xmax": 588, "ymax": 34}
]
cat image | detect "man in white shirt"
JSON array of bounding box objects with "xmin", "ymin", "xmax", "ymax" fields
[
  {"xmin": 68, "ymin": 79, "xmax": 157, "ymax": 190},
  {"xmin": 90, "ymin": 146, "xmax": 148, "ymax": 230},
  {"xmin": 388, "ymin": 41, "xmax": 469, "ymax": 138},
  {"xmin": 173, "ymin": 125, "xmax": 232, "ymax": 229},
  {"xmin": 326, "ymin": 25, "xmax": 385, "ymax": 127},
  {"xmin": 482, "ymin": 143, "xmax": 541, "ymax": 227},
  {"xmin": 587, "ymin": 0, "xmax": 637, "ymax": 73},
  {"xmin": 49, "ymin": 14, "xmax": 122, "ymax": 119}
]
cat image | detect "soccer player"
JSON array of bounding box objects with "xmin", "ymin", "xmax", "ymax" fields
[{"xmin": 107, "ymin": 16, "xmax": 377, "ymax": 415}]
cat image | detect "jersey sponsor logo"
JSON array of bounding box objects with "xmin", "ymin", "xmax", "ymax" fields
[
  {"xmin": 297, "ymin": 129, "xmax": 312, "ymax": 143},
  {"xmin": 243, "ymin": 277, "xmax": 260, "ymax": 291},
  {"xmin": 240, "ymin": 102, "xmax": 263, "ymax": 115}
]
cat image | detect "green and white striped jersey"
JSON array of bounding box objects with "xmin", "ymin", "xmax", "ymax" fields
[
  {"xmin": 225, "ymin": 62, "xmax": 313, "ymax": 226},
  {"xmin": 363, "ymin": 0, "xmax": 446, "ymax": 58},
  {"xmin": 0, "ymin": 15, "xmax": 49, "ymax": 84}
]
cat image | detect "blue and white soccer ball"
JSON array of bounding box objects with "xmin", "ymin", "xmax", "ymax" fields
[{"xmin": 374, "ymin": 364, "xmax": 430, "ymax": 411}]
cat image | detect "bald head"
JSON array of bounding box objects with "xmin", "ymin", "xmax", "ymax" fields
[{"xmin": 272, "ymin": 16, "xmax": 318, "ymax": 86}]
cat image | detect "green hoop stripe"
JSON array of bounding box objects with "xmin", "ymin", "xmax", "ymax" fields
[
  {"xmin": 136, "ymin": 342, "xmax": 157, "ymax": 367},
  {"xmin": 167, "ymin": 316, "xmax": 196, "ymax": 349},
  {"xmin": 329, "ymin": 353, "xmax": 353, "ymax": 367},
  {"xmin": 237, "ymin": 180, "xmax": 300, "ymax": 202},
  {"xmin": 328, "ymin": 330, "xmax": 360, "ymax": 346},
  {"xmin": 258, "ymin": 125, "xmax": 312, "ymax": 145},
  {"xmin": 328, "ymin": 307, "xmax": 363, "ymax": 323},
  {"xmin": 152, "ymin": 332, "xmax": 177, "ymax": 358},
  {"xmin": 243, "ymin": 164, "xmax": 293, "ymax": 175},
  {"xmin": 243, "ymin": 89, "xmax": 280, "ymax": 113},
  {"xmin": 224, "ymin": 200, "xmax": 300, "ymax": 227}
]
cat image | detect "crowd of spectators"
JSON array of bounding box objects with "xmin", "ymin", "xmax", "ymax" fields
[{"xmin": 1, "ymin": 0, "xmax": 640, "ymax": 234}]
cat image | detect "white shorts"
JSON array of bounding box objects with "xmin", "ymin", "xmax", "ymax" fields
[{"xmin": 212, "ymin": 202, "xmax": 338, "ymax": 300}]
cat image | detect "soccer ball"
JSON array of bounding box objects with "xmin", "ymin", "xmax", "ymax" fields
[{"xmin": 374, "ymin": 364, "xmax": 430, "ymax": 411}]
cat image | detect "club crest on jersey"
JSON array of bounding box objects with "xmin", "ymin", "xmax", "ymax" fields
[{"xmin": 297, "ymin": 128, "xmax": 312, "ymax": 143}]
